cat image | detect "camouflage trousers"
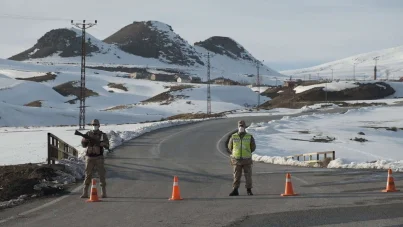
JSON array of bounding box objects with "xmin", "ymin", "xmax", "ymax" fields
[
  {"xmin": 84, "ymin": 156, "xmax": 106, "ymax": 187},
  {"xmin": 231, "ymin": 158, "xmax": 253, "ymax": 189}
]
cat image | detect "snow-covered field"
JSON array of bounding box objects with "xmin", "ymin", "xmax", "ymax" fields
[
  {"xmin": 0, "ymin": 58, "xmax": 270, "ymax": 127},
  {"xmin": 248, "ymin": 106, "xmax": 403, "ymax": 171}
]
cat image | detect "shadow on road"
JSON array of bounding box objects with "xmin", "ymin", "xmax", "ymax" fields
[{"xmin": 225, "ymin": 202, "xmax": 403, "ymax": 227}]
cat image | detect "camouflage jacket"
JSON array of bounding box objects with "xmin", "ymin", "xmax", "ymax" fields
[{"xmin": 81, "ymin": 130, "xmax": 109, "ymax": 157}]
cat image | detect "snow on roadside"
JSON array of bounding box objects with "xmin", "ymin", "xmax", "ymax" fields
[
  {"xmin": 0, "ymin": 119, "xmax": 211, "ymax": 209},
  {"xmin": 226, "ymin": 103, "xmax": 340, "ymax": 117},
  {"xmin": 0, "ymin": 119, "xmax": 208, "ymax": 185},
  {"xmin": 247, "ymin": 106, "xmax": 403, "ymax": 172}
]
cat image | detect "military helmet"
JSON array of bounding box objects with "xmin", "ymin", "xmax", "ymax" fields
[{"xmin": 91, "ymin": 119, "xmax": 100, "ymax": 125}]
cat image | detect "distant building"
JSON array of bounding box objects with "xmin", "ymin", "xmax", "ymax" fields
[
  {"xmin": 190, "ymin": 76, "xmax": 202, "ymax": 83},
  {"xmin": 212, "ymin": 77, "xmax": 240, "ymax": 85},
  {"xmin": 176, "ymin": 75, "xmax": 202, "ymax": 83},
  {"xmin": 283, "ymin": 80, "xmax": 297, "ymax": 88},
  {"xmin": 150, "ymin": 73, "xmax": 177, "ymax": 82},
  {"xmin": 129, "ymin": 72, "xmax": 151, "ymax": 79},
  {"xmin": 176, "ymin": 75, "xmax": 191, "ymax": 83}
]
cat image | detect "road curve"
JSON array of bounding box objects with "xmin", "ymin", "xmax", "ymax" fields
[{"xmin": 1, "ymin": 109, "xmax": 403, "ymax": 227}]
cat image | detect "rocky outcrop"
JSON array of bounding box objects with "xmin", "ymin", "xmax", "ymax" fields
[
  {"xmin": 103, "ymin": 21, "xmax": 204, "ymax": 66},
  {"xmin": 194, "ymin": 36, "xmax": 255, "ymax": 62},
  {"xmin": 9, "ymin": 29, "xmax": 99, "ymax": 61}
]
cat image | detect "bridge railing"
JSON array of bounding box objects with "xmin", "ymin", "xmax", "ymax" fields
[
  {"xmin": 47, "ymin": 133, "xmax": 78, "ymax": 164},
  {"xmin": 287, "ymin": 151, "xmax": 335, "ymax": 164}
]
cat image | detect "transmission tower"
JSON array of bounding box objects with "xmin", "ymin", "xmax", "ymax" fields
[
  {"xmin": 256, "ymin": 60, "xmax": 264, "ymax": 110},
  {"xmin": 256, "ymin": 62, "xmax": 260, "ymax": 110},
  {"xmin": 374, "ymin": 56, "xmax": 379, "ymax": 80},
  {"xmin": 207, "ymin": 52, "xmax": 211, "ymax": 115},
  {"xmin": 71, "ymin": 20, "xmax": 97, "ymax": 130}
]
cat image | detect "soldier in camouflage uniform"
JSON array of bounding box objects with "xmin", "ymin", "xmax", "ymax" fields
[
  {"xmin": 80, "ymin": 119, "xmax": 110, "ymax": 198},
  {"xmin": 227, "ymin": 120, "xmax": 256, "ymax": 196}
]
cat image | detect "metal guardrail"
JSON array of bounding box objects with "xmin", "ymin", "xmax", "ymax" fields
[
  {"xmin": 287, "ymin": 151, "xmax": 335, "ymax": 163},
  {"xmin": 47, "ymin": 133, "xmax": 78, "ymax": 164}
]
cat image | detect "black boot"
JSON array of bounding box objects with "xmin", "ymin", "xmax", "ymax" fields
[
  {"xmin": 229, "ymin": 188, "xmax": 239, "ymax": 196},
  {"xmin": 247, "ymin": 188, "xmax": 253, "ymax": 196}
]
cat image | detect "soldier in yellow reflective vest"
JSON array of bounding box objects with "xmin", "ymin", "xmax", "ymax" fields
[{"xmin": 227, "ymin": 120, "xmax": 256, "ymax": 196}]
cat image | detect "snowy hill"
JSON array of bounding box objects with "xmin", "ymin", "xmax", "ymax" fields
[
  {"xmin": 8, "ymin": 20, "xmax": 285, "ymax": 84},
  {"xmin": 281, "ymin": 45, "xmax": 403, "ymax": 81},
  {"xmin": 0, "ymin": 58, "xmax": 269, "ymax": 127},
  {"xmin": 103, "ymin": 21, "xmax": 204, "ymax": 66}
]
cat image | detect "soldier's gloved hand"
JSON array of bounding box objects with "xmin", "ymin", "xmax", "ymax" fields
[{"xmin": 100, "ymin": 142, "xmax": 107, "ymax": 147}]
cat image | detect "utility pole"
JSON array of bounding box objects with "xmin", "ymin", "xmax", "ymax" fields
[
  {"xmin": 331, "ymin": 68, "xmax": 334, "ymax": 81},
  {"xmin": 71, "ymin": 20, "xmax": 97, "ymax": 130},
  {"xmin": 256, "ymin": 60, "xmax": 261, "ymax": 110},
  {"xmin": 374, "ymin": 56, "xmax": 379, "ymax": 80},
  {"xmin": 207, "ymin": 52, "xmax": 211, "ymax": 115}
]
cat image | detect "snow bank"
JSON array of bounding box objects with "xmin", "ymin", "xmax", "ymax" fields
[
  {"xmin": 327, "ymin": 158, "xmax": 403, "ymax": 172},
  {"xmin": 252, "ymin": 154, "xmax": 312, "ymax": 167},
  {"xmin": 226, "ymin": 102, "xmax": 339, "ymax": 118}
]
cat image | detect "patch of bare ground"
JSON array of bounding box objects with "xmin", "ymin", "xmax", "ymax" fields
[
  {"xmin": 0, "ymin": 164, "xmax": 62, "ymax": 202},
  {"xmin": 15, "ymin": 72, "xmax": 57, "ymax": 82},
  {"xmin": 164, "ymin": 112, "xmax": 225, "ymax": 120},
  {"xmin": 24, "ymin": 100, "xmax": 42, "ymax": 107},
  {"xmin": 102, "ymin": 104, "xmax": 135, "ymax": 111},
  {"xmin": 164, "ymin": 84, "xmax": 194, "ymax": 91},
  {"xmin": 141, "ymin": 84, "xmax": 194, "ymax": 104},
  {"xmin": 290, "ymin": 136, "xmax": 336, "ymax": 143},
  {"xmin": 53, "ymin": 81, "xmax": 99, "ymax": 104},
  {"xmin": 107, "ymin": 82, "xmax": 128, "ymax": 91},
  {"xmin": 363, "ymin": 126, "xmax": 402, "ymax": 131}
]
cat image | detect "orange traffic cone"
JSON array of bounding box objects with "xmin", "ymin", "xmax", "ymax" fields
[
  {"xmin": 86, "ymin": 179, "xmax": 101, "ymax": 202},
  {"xmin": 382, "ymin": 169, "xmax": 399, "ymax": 192},
  {"xmin": 169, "ymin": 176, "xmax": 183, "ymax": 200},
  {"xmin": 281, "ymin": 173, "xmax": 298, "ymax": 196}
]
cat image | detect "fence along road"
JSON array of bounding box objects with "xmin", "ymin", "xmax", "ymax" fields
[{"xmin": 1, "ymin": 109, "xmax": 403, "ymax": 227}]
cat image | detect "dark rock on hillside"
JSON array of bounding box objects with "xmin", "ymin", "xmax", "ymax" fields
[
  {"xmin": 9, "ymin": 29, "xmax": 99, "ymax": 61},
  {"xmin": 194, "ymin": 36, "xmax": 254, "ymax": 62},
  {"xmin": 260, "ymin": 82, "xmax": 395, "ymax": 109},
  {"xmin": 103, "ymin": 21, "xmax": 204, "ymax": 66}
]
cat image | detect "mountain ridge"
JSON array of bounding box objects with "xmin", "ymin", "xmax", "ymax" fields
[
  {"xmin": 7, "ymin": 20, "xmax": 285, "ymax": 83},
  {"xmin": 281, "ymin": 45, "xmax": 403, "ymax": 80}
]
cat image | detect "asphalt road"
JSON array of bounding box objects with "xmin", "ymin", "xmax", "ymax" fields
[{"xmin": 1, "ymin": 108, "xmax": 403, "ymax": 227}]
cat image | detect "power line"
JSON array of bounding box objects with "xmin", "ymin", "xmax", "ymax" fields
[
  {"xmin": 0, "ymin": 13, "xmax": 71, "ymax": 21},
  {"xmin": 71, "ymin": 20, "xmax": 97, "ymax": 130},
  {"xmin": 207, "ymin": 52, "xmax": 211, "ymax": 115},
  {"xmin": 200, "ymin": 52, "xmax": 216, "ymax": 115}
]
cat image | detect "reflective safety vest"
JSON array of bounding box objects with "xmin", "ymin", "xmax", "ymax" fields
[{"xmin": 231, "ymin": 133, "xmax": 252, "ymax": 159}]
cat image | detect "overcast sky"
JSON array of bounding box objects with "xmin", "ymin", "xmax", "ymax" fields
[{"xmin": 1, "ymin": 0, "xmax": 402, "ymax": 71}]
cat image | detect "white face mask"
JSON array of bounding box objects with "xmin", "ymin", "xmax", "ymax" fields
[
  {"xmin": 92, "ymin": 125, "xmax": 100, "ymax": 131},
  {"xmin": 238, "ymin": 126, "xmax": 245, "ymax": 133}
]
